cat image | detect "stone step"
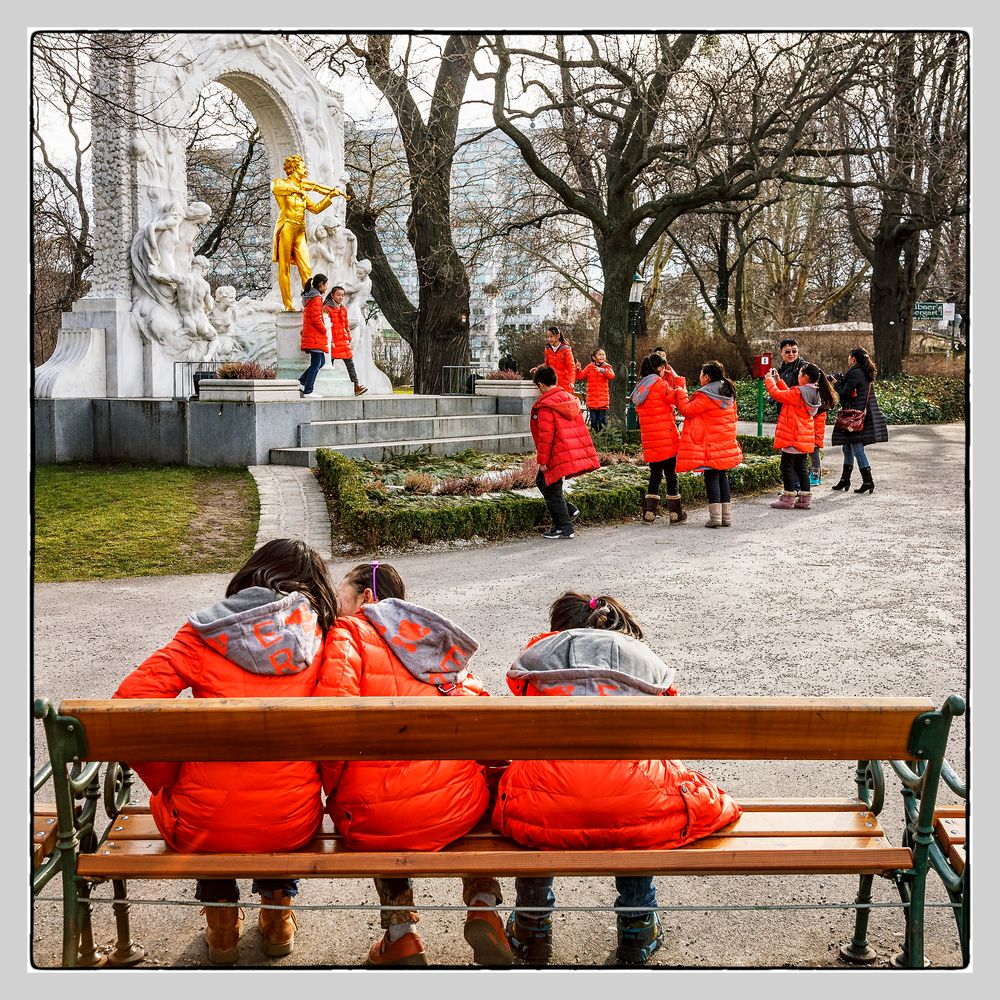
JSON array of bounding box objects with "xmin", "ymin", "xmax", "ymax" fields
[
  {"xmin": 299, "ymin": 413, "xmax": 527, "ymax": 447},
  {"xmin": 270, "ymin": 432, "xmax": 536, "ymax": 467},
  {"xmin": 287, "ymin": 393, "xmax": 499, "ymax": 420}
]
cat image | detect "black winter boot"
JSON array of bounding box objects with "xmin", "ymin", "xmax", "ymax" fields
[
  {"xmin": 854, "ymin": 467, "xmax": 875, "ymax": 494},
  {"xmin": 831, "ymin": 465, "xmax": 853, "ymax": 491}
]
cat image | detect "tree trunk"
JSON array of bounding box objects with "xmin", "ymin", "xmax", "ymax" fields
[
  {"xmin": 869, "ymin": 237, "xmax": 905, "ymax": 375},
  {"xmin": 598, "ymin": 253, "xmax": 635, "ymax": 423}
]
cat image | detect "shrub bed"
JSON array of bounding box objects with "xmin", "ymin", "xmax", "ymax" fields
[{"xmin": 317, "ymin": 441, "xmax": 783, "ymax": 551}]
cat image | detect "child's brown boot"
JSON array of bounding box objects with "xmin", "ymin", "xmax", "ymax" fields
[
  {"xmin": 201, "ymin": 903, "xmax": 244, "ymax": 965},
  {"xmin": 258, "ymin": 891, "xmax": 297, "ymax": 957}
]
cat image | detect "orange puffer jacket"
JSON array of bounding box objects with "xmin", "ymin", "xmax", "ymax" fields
[
  {"xmin": 673, "ymin": 377, "xmax": 743, "ymax": 472},
  {"xmin": 299, "ymin": 289, "xmax": 329, "ymax": 352},
  {"xmin": 578, "ymin": 362, "xmax": 615, "ymax": 409},
  {"xmin": 544, "ymin": 343, "xmax": 578, "ymax": 393},
  {"xmin": 324, "ymin": 300, "xmax": 353, "ymax": 359},
  {"xmin": 530, "ymin": 386, "xmax": 600, "ymax": 486},
  {"xmin": 317, "ymin": 600, "xmax": 490, "ymax": 850},
  {"xmin": 493, "ymin": 630, "xmax": 742, "ymax": 850},
  {"xmin": 765, "ymin": 375, "xmax": 821, "ymax": 453},
  {"xmin": 113, "ymin": 588, "xmax": 325, "ymax": 853},
  {"xmin": 631, "ymin": 374, "xmax": 681, "ymax": 463}
]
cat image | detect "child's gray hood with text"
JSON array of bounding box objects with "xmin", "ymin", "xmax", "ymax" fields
[
  {"xmin": 188, "ymin": 586, "xmax": 320, "ymax": 676},
  {"xmin": 361, "ymin": 598, "xmax": 480, "ymax": 685},
  {"xmin": 509, "ymin": 628, "xmax": 676, "ymax": 695}
]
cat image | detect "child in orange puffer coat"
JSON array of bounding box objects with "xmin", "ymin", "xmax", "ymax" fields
[
  {"xmin": 317, "ymin": 562, "xmax": 512, "ymax": 968},
  {"xmin": 631, "ymin": 353, "xmax": 685, "ymax": 525},
  {"xmin": 764, "ymin": 362, "xmax": 838, "ymax": 511},
  {"xmin": 113, "ymin": 538, "xmax": 339, "ymax": 965},
  {"xmin": 672, "ymin": 359, "xmax": 743, "ymax": 528},
  {"xmin": 577, "ymin": 347, "xmax": 615, "ymax": 432},
  {"xmin": 494, "ymin": 591, "xmax": 742, "ymax": 967}
]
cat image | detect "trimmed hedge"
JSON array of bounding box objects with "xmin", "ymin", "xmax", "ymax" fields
[{"xmin": 317, "ymin": 441, "xmax": 783, "ymax": 551}]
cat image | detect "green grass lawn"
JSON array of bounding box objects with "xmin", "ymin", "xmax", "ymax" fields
[{"xmin": 34, "ymin": 465, "xmax": 259, "ymax": 582}]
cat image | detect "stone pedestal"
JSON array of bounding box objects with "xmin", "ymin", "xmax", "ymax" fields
[
  {"xmin": 197, "ymin": 378, "xmax": 305, "ymax": 402},
  {"xmin": 35, "ymin": 297, "xmax": 142, "ymax": 399},
  {"xmin": 474, "ymin": 379, "xmax": 538, "ymax": 398},
  {"xmin": 276, "ymin": 311, "xmax": 362, "ymax": 397}
]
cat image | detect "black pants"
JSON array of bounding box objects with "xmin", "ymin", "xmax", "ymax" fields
[
  {"xmin": 780, "ymin": 452, "xmax": 810, "ymax": 493},
  {"xmin": 536, "ymin": 469, "xmax": 572, "ymax": 532},
  {"xmin": 589, "ymin": 409, "xmax": 608, "ymax": 432},
  {"xmin": 648, "ymin": 457, "xmax": 678, "ymax": 496},
  {"xmin": 703, "ymin": 469, "xmax": 731, "ymax": 504}
]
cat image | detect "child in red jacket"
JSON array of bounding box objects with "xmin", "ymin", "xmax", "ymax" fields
[
  {"xmin": 531, "ymin": 326, "xmax": 578, "ymax": 394},
  {"xmin": 764, "ymin": 362, "xmax": 837, "ymax": 510},
  {"xmin": 113, "ymin": 539, "xmax": 339, "ymax": 965},
  {"xmin": 323, "ymin": 284, "xmax": 368, "ymax": 396},
  {"xmin": 318, "ymin": 562, "xmax": 513, "ymax": 968},
  {"xmin": 577, "ymin": 347, "xmax": 616, "ymax": 431},
  {"xmin": 298, "ymin": 273, "xmax": 329, "ymax": 397},
  {"xmin": 495, "ymin": 591, "xmax": 741, "ymax": 966},
  {"xmin": 530, "ymin": 365, "xmax": 600, "ymax": 539}
]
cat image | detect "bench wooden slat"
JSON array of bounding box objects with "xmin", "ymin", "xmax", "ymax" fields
[
  {"xmin": 933, "ymin": 805, "xmax": 966, "ymax": 820},
  {"xmin": 59, "ymin": 697, "xmax": 933, "ymax": 763},
  {"xmin": 34, "ymin": 813, "xmax": 59, "ymax": 862},
  {"xmin": 77, "ymin": 834, "xmax": 912, "ymax": 879},
  {"xmin": 947, "ymin": 844, "xmax": 966, "ymax": 874},
  {"xmin": 106, "ymin": 806, "xmax": 885, "ymax": 843},
  {"xmin": 933, "ymin": 811, "xmax": 967, "ymax": 875}
]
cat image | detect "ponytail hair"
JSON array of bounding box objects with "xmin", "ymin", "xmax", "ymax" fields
[
  {"xmin": 305, "ymin": 273, "xmax": 328, "ymax": 293},
  {"xmin": 548, "ymin": 591, "xmax": 643, "ymax": 640},
  {"xmin": 701, "ymin": 359, "xmax": 736, "ymax": 398},
  {"xmin": 341, "ymin": 562, "xmax": 406, "ymax": 603},
  {"xmin": 800, "ymin": 362, "xmax": 838, "ymax": 409},
  {"xmin": 547, "ymin": 325, "xmax": 566, "ymax": 344},
  {"xmin": 638, "ymin": 353, "xmax": 666, "ymax": 378},
  {"xmin": 849, "ymin": 347, "xmax": 877, "ymax": 382}
]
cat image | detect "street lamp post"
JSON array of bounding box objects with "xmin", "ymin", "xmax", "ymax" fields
[{"xmin": 625, "ymin": 271, "xmax": 646, "ymax": 430}]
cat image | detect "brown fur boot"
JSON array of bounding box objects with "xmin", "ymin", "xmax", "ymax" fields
[
  {"xmin": 642, "ymin": 494, "xmax": 659, "ymax": 523},
  {"xmin": 258, "ymin": 891, "xmax": 297, "ymax": 957},
  {"xmin": 665, "ymin": 495, "xmax": 687, "ymax": 524}
]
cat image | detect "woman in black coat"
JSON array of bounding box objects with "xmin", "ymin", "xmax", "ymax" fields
[{"xmin": 829, "ymin": 346, "xmax": 888, "ymax": 494}]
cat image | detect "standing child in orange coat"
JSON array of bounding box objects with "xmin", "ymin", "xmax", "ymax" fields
[
  {"xmin": 317, "ymin": 563, "xmax": 513, "ymax": 968},
  {"xmin": 113, "ymin": 539, "xmax": 339, "ymax": 965},
  {"xmin": 496, "ymin": 591, "xmax": 742, "ymax": 966},
  {"xmin": 672, "ymin": 360, "xmax": 743, "ymax": 528},
  {"xmin": 764, "ymin": 362, "xmax": 837, "ymax": 510},
  {"xmin": 530, "ymin": 365, "xmax": 600, "ymax": 540},
  {"xmin": 631, "ymin": 353, "xmax": 686, "ymax": 525},
  {"xmin": 298, "ymin": 273, "xmax": 329, "ymax": 397},
  {"xmin": 531, "ymin": 326, "xmax": 578, "ymax": 394},
  {"xmin": 577, "ymin": 347, "xmax": 616, "ymax": 432},
  {"xmin": 323, "ymin": 284, "xmax": 368, "ymax": 396}
]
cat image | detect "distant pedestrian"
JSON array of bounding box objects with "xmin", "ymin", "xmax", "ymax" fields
[
  {"xmin": 323, "ymin": 284, "xmax": 368, "ymax": 396},
  {"xmin": 673, "ymin": 360, "xmax": 743, "ymax": 528},
  {"xmin": 577, "ymin": 347, "xmax": 616, "ymax": 432},
  {"xmin": 530, "ymin": 365, "xmax": 599, "ymax": 540},
  {"xmin": 499, "ymin": 352, "xmax": 519, "ymax": 374},
  {"xmin": 531, "ymin": 326, "xmax": 578, "ymax": 394},
  {"xmin": 630, "ymin": 353, "xmax": 685, "ymax": 525},
  {"xmin": 830, "ymin": 347, "xmax": 888, "ymax": 494},
  {"xmin": 764, "ymin": 363, "xmax": 838, "ymax": 511}
]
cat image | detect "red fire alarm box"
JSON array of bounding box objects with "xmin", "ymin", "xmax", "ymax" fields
[{"xmin": 752, "ymin": 353, "xmax": 772, "ymax": 378}]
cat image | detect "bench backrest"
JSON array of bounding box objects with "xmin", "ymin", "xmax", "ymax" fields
[{"xmin": 53, "ymin": 696, "xmax": 938, "ymax": 762}]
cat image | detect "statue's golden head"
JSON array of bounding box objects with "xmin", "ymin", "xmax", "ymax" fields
[{"xmin": 283, "ymin": 154, "xmax": 306, "ymax": 176}]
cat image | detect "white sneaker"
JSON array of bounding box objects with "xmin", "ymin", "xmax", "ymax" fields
[{"xmin": 306, "ymin": 390, "xmax": 323, "ymax": 398}]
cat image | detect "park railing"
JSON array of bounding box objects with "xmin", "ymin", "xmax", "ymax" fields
[
  {"xmin": 441, "ymin": 365, "xmax": 493, "ymax": 395},
  {"xmin": 172, "ymin": 361, "xmax": 226, "ymax": 400}
]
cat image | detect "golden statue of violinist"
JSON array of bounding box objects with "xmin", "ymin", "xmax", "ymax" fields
[{"xmin": 271, "ymin": 154, "xmax": 349, "ymax": 311}]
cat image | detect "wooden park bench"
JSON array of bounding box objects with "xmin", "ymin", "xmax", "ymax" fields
[{"xmin": 32, "ymin": 693, "xmax": 966, "ymax": 969}]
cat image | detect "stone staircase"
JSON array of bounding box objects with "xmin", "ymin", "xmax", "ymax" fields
[{"xmin": 269, "ymin": 393, "xmax": 534, "ymax": 466}]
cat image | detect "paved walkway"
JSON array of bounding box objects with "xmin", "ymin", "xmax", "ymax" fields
[
  {"xmin": 31, "ymin": 424, "xmax": 967, "ymax": 970},
  {"xmin": 248, "ymin": 465, "xmax": 332, "ymax": 560}
]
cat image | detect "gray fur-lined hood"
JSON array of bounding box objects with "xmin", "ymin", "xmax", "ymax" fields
[{"xmin": 507, "ymin": 628, "xmax": 675, "ymax": 696}]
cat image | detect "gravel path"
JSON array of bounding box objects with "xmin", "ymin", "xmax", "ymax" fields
[{"xmin": 31, "ymin": 423, "xmax": 966, "ymax": 970}]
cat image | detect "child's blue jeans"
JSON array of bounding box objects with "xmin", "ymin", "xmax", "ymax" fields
[
  {"xmin": 195, "ymin": 878, "xmax": 299, "ymax": 902},
  {"xmin": 514, "ymin": 875, "xmax": 657, "ymax": 923}
]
